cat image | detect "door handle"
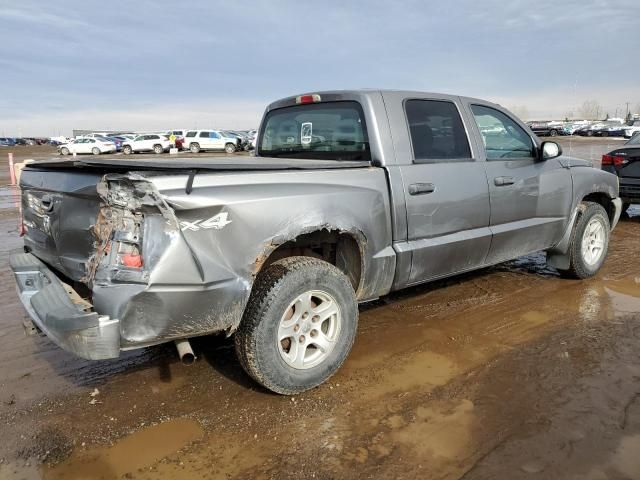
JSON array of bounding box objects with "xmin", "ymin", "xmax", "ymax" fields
[
  {"xmin": 408, "ymin": 183, "xmax": 435, "ymax": 195},
  {"xmin": 494, "ymin": 176, "xmax": 515, "ymax": 186}
]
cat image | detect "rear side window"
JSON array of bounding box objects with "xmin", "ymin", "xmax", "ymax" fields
[
  {"xmin": 405, "ymin": 99, "xmax": 471, "ymax": 162},
  {"xmin": 259, "ymin": 101, "xmax": 370, "ymax": 160},
  {"xmin": 471, "ymin": 105, "xmax": 535, "ymax": 160},
  {"xmin": 186, "ymin": 131, "xmax": 196, "ymax": 137},
  {"xmin": 199, "ymin": 131, "xmax": 210, "ymax": 138}
]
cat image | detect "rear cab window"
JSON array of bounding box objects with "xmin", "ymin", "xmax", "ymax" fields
[{"xmin": 258, "ymin": 101, "xmax": 370, "ymax": 160}]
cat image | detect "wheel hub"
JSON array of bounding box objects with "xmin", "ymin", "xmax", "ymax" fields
[
  {"xmin": 581, "ymin": 217, "xmax": 606, "ymax": 266},
  {"xmin": 277, "ymin": 290, "xmax": 341, "ymax": 370}
]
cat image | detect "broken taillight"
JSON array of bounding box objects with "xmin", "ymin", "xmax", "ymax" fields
[
  {"xmin": 602, "ymin": 154, "xmax": 626, "ymax": 166},
  {"xmin": 120, "ymin": 253, "xmax": 143, "ymax": 268}
]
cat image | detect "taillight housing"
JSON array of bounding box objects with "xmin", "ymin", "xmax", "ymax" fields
[{"xmin": 602, "ymin": 154, "xmax": 627, "ymax": 167}]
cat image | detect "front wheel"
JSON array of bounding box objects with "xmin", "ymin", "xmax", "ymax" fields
[
  {"xmin": 559, "ymin": 202, "xmax": 610, "ymax": 279},
  {"xmin": 60, "ymin": 147, "xmax": 69, "ymax": 155},
  {"xmin": 549, "ymin": 129, "xmax": 557, "ymax": 137},
  {"xmin": 235, "ymin": 257, "xmax": 358, "ymax": 395},
  {"xmin": 225, "ymin": 143, "xmax": 236, "ymax": 154}
]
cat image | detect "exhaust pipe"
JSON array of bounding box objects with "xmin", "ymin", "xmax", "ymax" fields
[{"xmin": 175, "ymin": 339, "xmax": 196, "ymax": 365}]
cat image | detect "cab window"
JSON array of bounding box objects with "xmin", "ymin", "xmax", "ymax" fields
[
  {"xmin": 471, "ymin": 105, "xmax": 535, "ymax": 160},
  {"xmin": 405, "ymin": 99, "xmax": 472, "ymax": 162}
]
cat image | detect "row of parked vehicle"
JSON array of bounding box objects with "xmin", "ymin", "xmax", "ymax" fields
[
  {"xmin": 528, "ymin": 118, "xmax": 640, "ymax": 138},
  {"xmin": 55, "ymin": 129, "xmax": 258, "ymax": 156},
  {"xmin": 0, "ymin": 137, "xmax": 56, "ymax": 147}
]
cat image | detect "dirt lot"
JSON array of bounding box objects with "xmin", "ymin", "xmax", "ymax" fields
[{"xmin": 1, "ymin": 138, "xmax": 640, "ymax": 480}]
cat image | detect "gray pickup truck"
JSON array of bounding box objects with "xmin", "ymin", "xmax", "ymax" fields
[{"xmin": 11, "ymin": 90, "xmax": 622, "ymax": 394}]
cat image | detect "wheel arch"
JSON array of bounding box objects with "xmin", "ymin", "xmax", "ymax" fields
[
  {"xmin": 252, "ymin": 227, "xmax": 366, "ymax": 299},
  {"xmin": 581, "ymin": 192, "xmax": 616, "ymax": 226}
]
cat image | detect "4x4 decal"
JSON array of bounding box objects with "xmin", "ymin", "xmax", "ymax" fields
[{"xmin": 180, "ymin": 212, "xmax": 232, "ymax": 231}]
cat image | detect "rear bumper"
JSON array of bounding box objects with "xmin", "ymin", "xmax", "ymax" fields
[{"xmin": 10, "ymin": 252, "xmax": 120, "ymax": 360}]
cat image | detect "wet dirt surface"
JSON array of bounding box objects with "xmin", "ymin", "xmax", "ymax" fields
[{"xmin": 1, "ymin": 141, "xmax": 640, "ymax": 479}]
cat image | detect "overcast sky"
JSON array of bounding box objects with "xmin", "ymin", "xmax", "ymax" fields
[{"xmin": 1, "ymin": 0, "xmax": 639, "ymax": 136}]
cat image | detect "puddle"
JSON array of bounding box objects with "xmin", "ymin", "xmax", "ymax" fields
[
  {"xmin": 611, "ymin": 434, "xmax": 640, "ymax": 478},
  {"xmin": 390, "ymin": 399, "xmax": 475, "ymax": 459},
  {"xmin": 44, "ymin": 418, "xmax": 204, "ymax": 480}
]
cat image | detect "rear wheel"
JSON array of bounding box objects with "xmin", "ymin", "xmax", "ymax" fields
[
  {"xmin": 225, "ymin": 143, "xmax": 236, "ymax": 154},
  {"xmin": 190, "ymin": 143, "xmax": 201, "ymax": 153},
  {"xmin": 153, "ymin": 144, "xmax": 163, "ymax": 154},
  {"xmin": 559, "ymin": 202, "xmax": 610, "ymax": 279},
  {"xmin": 91, "ymin": 147, "xmax": 100, "ymax": 155},
  {"xmin": 123, "ymin": 145, "xmax": 132, "ymax": 155},
  {"xmin": 235, "ymin": 257, "xmax": 358, "ymax": 395},
  {"xmin": 549, "ymin": 129, "xmax": 557, "ymax": 137}
]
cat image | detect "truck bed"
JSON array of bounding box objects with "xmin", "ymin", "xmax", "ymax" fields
[{"xmin": 26, "ymin": 156, "xmax": 372, "ymax": 172}]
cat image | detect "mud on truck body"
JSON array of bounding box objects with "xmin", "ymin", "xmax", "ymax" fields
[{"xmin": 11, "ymin": 90, "xmax": 622, "ymax": 394}]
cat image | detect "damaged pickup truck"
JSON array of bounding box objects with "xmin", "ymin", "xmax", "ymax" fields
[{"xmin": 11, "ymin": 90, "xmax": 622, "ymax": 394}]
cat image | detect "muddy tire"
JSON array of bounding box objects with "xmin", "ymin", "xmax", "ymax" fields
[
  {"xmin": 123, "ymin": 145, "xmax": 132, "ymax": 155},
  {"xmin": 225, "ymin": 143, "xmax": 236, "ymax": 154},
  {"xmin": 60, "ymin": 147, "xmax": 69, "ymax": 156},
  {"xmin": 190, "ymin": 143, "xmax": 200, "ymax": 153},
  {"xmin": 153, "ymin": 144, "xmax": 163, "ymax": 154},
  {"xmin": 235, "ymin": 256, "xmax": 358, "ymax": 395},
  {"xmin": 559, "ymin": 202, "xmax": 610, "ymax": 279}
]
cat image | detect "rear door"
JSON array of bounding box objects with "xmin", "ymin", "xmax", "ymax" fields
[
  {"xmin": 466, "ymin": 103, "xmax": 572, "ymax": 264},
  {"xmin": 198, "ymin": 131, "xmax": 213, "ymax": 149},
  {"xmin": 209, "ymin": 131, "xmax": 225, "ymax": 149},
  {"xmin": 384, "ymin": 92, "xmax": 492, "ymax": 284}
]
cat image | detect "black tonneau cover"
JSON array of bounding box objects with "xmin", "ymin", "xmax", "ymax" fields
[{"xmin": 26, "ymin": 156, "xmax": 372, "ymax": 171}]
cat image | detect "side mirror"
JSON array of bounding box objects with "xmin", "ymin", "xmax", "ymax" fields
[{"xmin": 540, "ymin": 141, "xmax": 562, "ymax": 161}]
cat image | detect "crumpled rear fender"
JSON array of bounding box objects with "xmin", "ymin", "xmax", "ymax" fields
[{"xmin": 99, "ymin": 167, "xmax": 395, "ymax": 348}]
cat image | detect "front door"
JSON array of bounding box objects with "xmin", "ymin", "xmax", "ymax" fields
[
  {"xmin": 466, "ymin": 103, "xmax": 572, "ymax": 264},
  {"xmin": 394, "ymin": 97, "xmax": 492, "ymax": 284}
]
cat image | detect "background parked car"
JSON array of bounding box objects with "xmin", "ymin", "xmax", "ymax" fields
[
  {"xmin": 220, "ymin": 130, "xmax": 250, "ymax": 150},
  {"xmin": 182, "ymin": 130, "xmax": 239, "ymax": 153},
  {"xmin": 623, "ymin": 120, "xmax": 640, "ymax": 138},
  {"xmin": 600, "ymin": 133, "xmax": 640, "ymax": 213},
  {"xmin": 58, "ymin": 137, "xmax": 116, "ymax": 155},
  {"xmin": 122, "ymin": 134, "xmax": 171, "ymax": 154},
  {"xmin": 591, "ymin": 120, "xmax": 626, "ymax": 137},
  {"xmin": 0, "ymin": 137, "xmax": 16, "ymax": 147},
  {"xmin": 527, "ymin": 122, "xmax": 566, "ymax": 137}
]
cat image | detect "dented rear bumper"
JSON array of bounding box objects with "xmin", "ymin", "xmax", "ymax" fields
[{"xmin": 10, "ymin": 252, "xmax": 120, "ymax": 360}]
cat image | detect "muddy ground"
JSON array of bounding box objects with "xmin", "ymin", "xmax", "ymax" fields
[{"xmin": 1, "ymin": 138, "xmax": 640, "ymax": 479}]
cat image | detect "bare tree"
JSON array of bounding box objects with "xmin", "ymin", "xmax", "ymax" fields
[
  {"xmin": 578, "ymin": 100, "xmax": 602, "ymax": 120},
  {"xmin": 509, "ymin": 105, "xmax": 529, "ymax": 121}
]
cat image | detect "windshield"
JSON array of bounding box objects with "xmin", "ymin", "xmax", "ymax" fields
[{"xmin": 258, "ymin": 101, "xmax": 370, "ymax": 160}]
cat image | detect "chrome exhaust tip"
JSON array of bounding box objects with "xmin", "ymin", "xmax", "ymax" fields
[{"xmin": 175, "ymin": 338, "xmax": 196, "ymax": 365}]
